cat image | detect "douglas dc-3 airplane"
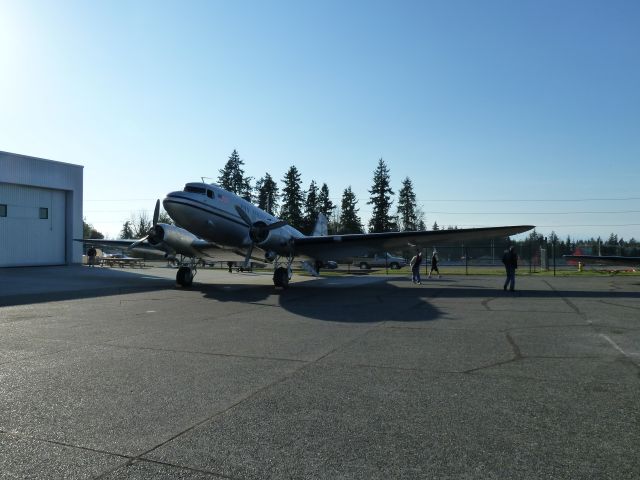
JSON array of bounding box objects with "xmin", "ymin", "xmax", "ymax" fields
[{"xmin": 79, "ymin": 182, "xmax": 534, "ymax": 288}]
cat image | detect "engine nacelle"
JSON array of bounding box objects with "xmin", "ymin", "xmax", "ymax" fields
[
  {"xmin": 148, "ymin": 223, "xmax": 201, "ymax": 257},
  {"xmin": 257, "ymin": 229, "xmax": 295, "ymax": 256},
  {"xmin": 264, "ymin": 250, "xmax": 278, "ymax": 262}
]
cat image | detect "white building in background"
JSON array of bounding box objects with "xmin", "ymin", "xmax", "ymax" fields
[{"xmin": 0, "ymin": 151, "xmax": 83, "ymax": 267}]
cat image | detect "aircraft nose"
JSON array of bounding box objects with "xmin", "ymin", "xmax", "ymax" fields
[{"xmin": 162, "ymin": 193, "xmax": 180, "ymax": 219}]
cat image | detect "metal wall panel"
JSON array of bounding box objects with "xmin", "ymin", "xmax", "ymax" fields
[
  {"xmin": 0, "ymin": 183, "xmax": 66, "ymax": 266},
  {"xmin": 0, "ymin": 151, "xmax": 83, "ymax": 266}
]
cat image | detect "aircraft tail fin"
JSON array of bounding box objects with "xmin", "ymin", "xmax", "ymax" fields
[{"xmin": 312, "ymin": 213, "xmax": 328, "ymax": 236}]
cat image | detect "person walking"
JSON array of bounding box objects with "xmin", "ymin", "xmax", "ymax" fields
[
  {"xmin": 502, "ymin": 246, "xmax": 518, "ymax": 291},
  {"xmin": 410, "ymin": 251, "xmax": 422, "ymax": 284},
  {"xmin": 428, "ymin": 249, "xmax": 440, "ymax": 278}
]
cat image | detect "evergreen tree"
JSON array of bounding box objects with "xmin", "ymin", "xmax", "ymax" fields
[
  {"xmin": 120, "ymin": 220, "xmax": 134, "ymax": 239},
  {"xmin": 339, "ymin": 186, "xmax": 364, "ymax": 234},
  {"xmin": 218, "ymin": 149, "xmax": 252, "ymax": 200},
  {"xmin": 303, "ymin": 180, "xmax": 320, "ymax": 233},
  {"xmin": 396, "ymin": 177, "xmax": 418, "ymax": 231},
  {"xmin": 83, "ymin": 218, "xmax": 105, "ymax": 239},
  {"xmin": 318, "ymin": 183, "xmax": 335, "ymax": 219},
  {"xmin": 432, "ymin": 221, "xmax": 439, "ymax": 231},
  {"xmin": 280, "ymin": 166, "xmax": 305, "ymax": 230},
  {"xmin": 255, "ymin": 173, "xmax": 279, "ymax": 215},
  {"xmin": 367, "ymin": 158, "xmax": 395, "ymax": 233}
]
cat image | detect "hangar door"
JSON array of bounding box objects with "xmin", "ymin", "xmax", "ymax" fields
[{"xmin": 0, "ymin": 183, "xmax": 66, "ymax": 267}]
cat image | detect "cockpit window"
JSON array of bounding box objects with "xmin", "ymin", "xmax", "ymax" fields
[
  {"xmin": 184, "ymin": 186, "xmax": 207, "ymax": 194},
  {"xmin": 207, "ymin": 189, "xmax": 213, "ymax": 198}
]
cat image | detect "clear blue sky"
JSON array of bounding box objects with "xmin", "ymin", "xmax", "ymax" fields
[{"xmin": 1, "ymin": 0, "xmax": 639, "ymax": 241}]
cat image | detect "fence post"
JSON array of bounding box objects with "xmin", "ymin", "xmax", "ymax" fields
[{"xmin": 465, "ymin": 246, "xmax": 468, "ymax": 275}]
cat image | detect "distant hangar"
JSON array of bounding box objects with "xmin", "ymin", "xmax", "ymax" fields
[{"xmin": 0, "ymin": 151, "xmax": 83, "ymax": 267}]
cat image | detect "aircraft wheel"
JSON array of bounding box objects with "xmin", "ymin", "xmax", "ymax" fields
[
  {"xmin": 273, "ymin": 267, "xmax": 289, "ymax": 288},
  {"xmin": 176, "ymin": 266, "xmax": 193, "ymax": 287},
  {"xmin": 359, "ymin": 262, "xmax": 369, "ymax": 270},
  {"xmin": 389, "ymin": 262, "xmax": 400, "ymax": 269}
]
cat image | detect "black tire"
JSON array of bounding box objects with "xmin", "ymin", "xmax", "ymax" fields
[
  {"xmin": 176, "ymin": 266, "xmax": 193, "ymax": 287},
  {"xmin": 273, "ymin": 267, "xmax": 289, "ymax": 288},
  {"xmin": 359, "ymin": 262, "xmax": 369, "ymax": 270},
  {"xmin": 389, "ymin": 262, "xmax": 400, "ymax": 269}
]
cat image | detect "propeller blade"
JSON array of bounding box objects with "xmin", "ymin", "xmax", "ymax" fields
[
  {"xmin": 152, "ymin": 199, "xmax": 160, "ymax": 227},
  {"xmin": 234, "ymin": 205, "xmax": 253, "ymax": 226},
  {"xmin": 265, "ymin": 220, "xmax": 287, "ymax": 230},
  {"xmin": 130, "ymin": 235, "xmax": 149, "ymax": 249}
]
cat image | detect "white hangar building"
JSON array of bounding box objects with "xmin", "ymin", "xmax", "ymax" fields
[{"xmin": 0, "ymin": 151, "xmax": 83, "ymax": 267}]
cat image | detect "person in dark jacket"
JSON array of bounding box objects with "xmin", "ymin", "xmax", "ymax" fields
[
  {"xmin": 410, "ymin": 251, "xmax": 422, "ymax": 284},
  {"xmin": 428, "ymin": 249, "xmax": 440, "ymax": 279},
  {"xmin": 87, "ymin": 247, "xmax": 97, "ymax": 267},
  {"xmin": 502, "ymin": 246, "xmax": 518, "ymax": 291}
]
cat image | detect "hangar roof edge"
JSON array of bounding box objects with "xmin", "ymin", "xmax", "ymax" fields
[{"xmin": 0, "ymin": 150, "xmax": 84, "ymax": 169}]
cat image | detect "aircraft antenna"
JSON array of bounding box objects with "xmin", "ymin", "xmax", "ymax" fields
[{"xmin": 201, "ymin": 176, "xmax": 214, "ymax": 185}]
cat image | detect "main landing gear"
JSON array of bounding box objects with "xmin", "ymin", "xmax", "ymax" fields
[
  {"xmin": 272, "ymin": 254, "xmax": 293, "ymax": 289},
  {"xmin": 175, "ymin": 257, "xmax": 197, "ymax": 287}
]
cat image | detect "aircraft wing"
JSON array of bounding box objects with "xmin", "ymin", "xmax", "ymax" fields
[
  {"xmin": 75, "ymin": 238, "xmax": 169, "ymax": 256},
  {"xmin": 563, "ymin": 255, "xmax": 640, "ymax": 266},
  {"xmin": 293, "ymin": 225, "xmax": 534, "ymax": 261},
  {"xmin": 75, "ymin": 237, "xmax": 255, "ymax": 264}
]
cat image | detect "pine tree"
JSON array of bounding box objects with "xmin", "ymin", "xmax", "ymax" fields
[
  {"xmin": 255, "ymin": 173, "xmax": 279, "ymax": 215},
  {"xmin": 367, "ymin": 158, "xmax": 395, "ymax": 233},
  {"xmin": 218, "ymin": 149, "xmax": 252, "ymax": 200},
  {"xmin": 432, "ymin": 221, "xmax": 439, "ymax": 231},
  {"xmin": 303, "ymin": 180, "xmax": 320, "ymax": 233},
  {"xmin": 280, "ymin": 166, "xmax": 305, "ymax": 230},
  {"xmin": 396, "ymin": 177, "xmax": 418, "ymax": 231},
  {"xmin": 318, "ymin": 183, "xmax": 335, "ymax": 219},
  {"xmin": 339, "ymin": 186, "xmax": 364, "ymax": 234},
  {"xmin": 120, "ymin": 220, "xmax": 134, "ymax": 239}
]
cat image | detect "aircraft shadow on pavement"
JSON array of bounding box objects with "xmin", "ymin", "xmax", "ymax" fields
[
  {"xmin": 195, "ymin": 281, "xmax": 443, "ymax": 323},
  {"xmin": 193, "ymin": 276, "xmax": 640, "ymax": 323}
]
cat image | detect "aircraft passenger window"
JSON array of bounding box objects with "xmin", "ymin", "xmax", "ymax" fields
[
  {"xmin": 0, "ymin": 204, "xmax": 6, "ymax": 217},
  {"xmin": 39, "ymin": 207, "xmax": 48, "ymax": 219},
  {"xmin": 207, "ymin": 189, "xmax": 213, "ymax": 198}
]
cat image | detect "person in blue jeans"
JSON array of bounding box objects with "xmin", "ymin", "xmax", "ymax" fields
[{"xmin": 502, "ymin": 246, "xmax": 518, "ymax": 291}]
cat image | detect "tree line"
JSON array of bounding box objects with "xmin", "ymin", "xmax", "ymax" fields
[
  {"xmin": 213, "ymin": 149, "xmax": 427, "ymax": 235},
  {"xmin": 518, "ymin": 229, "xmax": 640, "ymax": 257}
]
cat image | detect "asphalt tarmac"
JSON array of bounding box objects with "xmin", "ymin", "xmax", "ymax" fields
[{"xmin": 0, "ymin": 265, "xmax": 639, "ymax": 479}]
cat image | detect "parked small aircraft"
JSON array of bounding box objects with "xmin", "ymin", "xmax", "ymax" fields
[{"xmin": 79, "ymin": 182, "xmax": 534, "ymax": 288}]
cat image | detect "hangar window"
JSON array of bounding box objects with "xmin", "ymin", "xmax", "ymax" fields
[
  {"xmin": 39, "ymin": 207, "xmax": 48, "ymax": 219},
  {"xmin": 0, "ymin": 204, "xmax": 6, "ymax": 217}
]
